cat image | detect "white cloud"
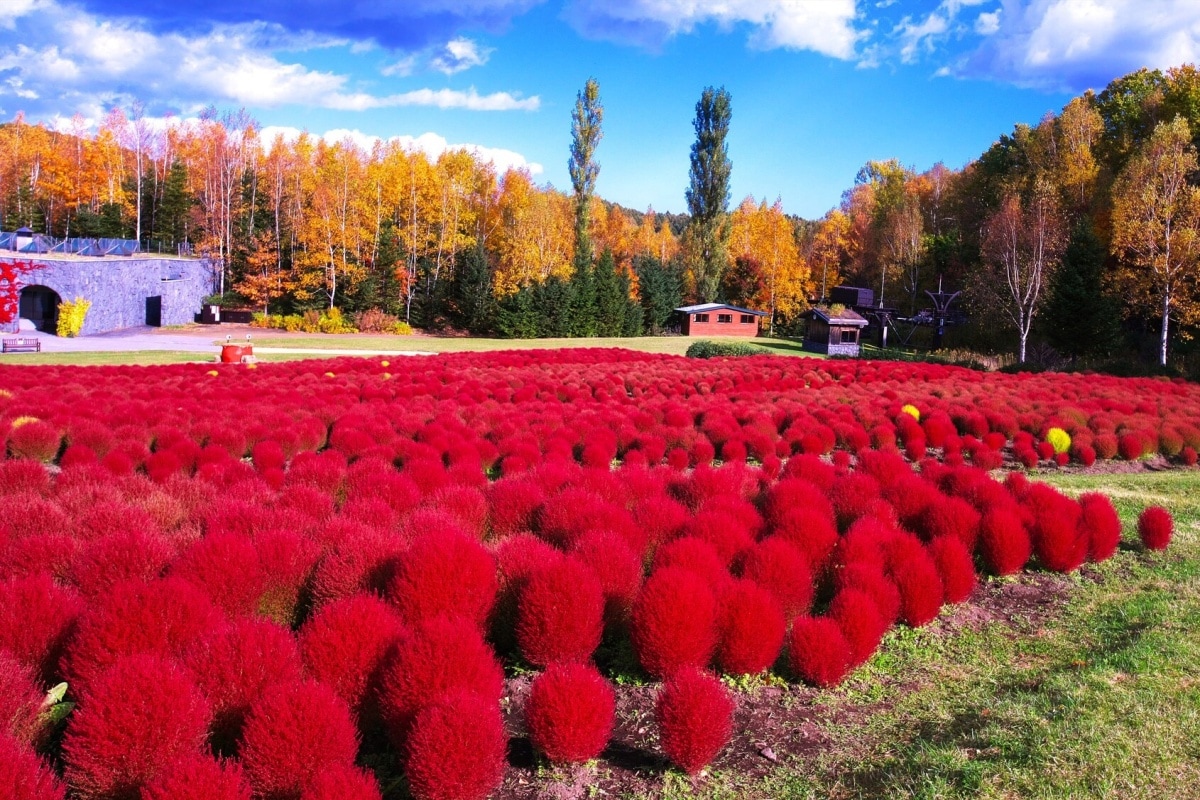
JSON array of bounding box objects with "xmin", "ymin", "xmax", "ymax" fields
[
  {"xmin": 975, "ymin": 10, "xmax": 1001, "ymax": 35},
  {"xmin": 567, "ymin": 0, "xmax": 865, "ymax": 60},
  {"xmin": 258, "ymin": 125, "xmax": 543, "ymax": 175},
  {"xmin": 895, "ymin": 12, "xmax": 949, "ymax": 64},
  {"xmin": 431, "ymin": 37, "xmax": 493, "ymax": 74},
  {"xmin": 0, "ymin": 0, "xmax": 537, "ymax": 118},
  {"xmin": 961, "ymin": 0, "xmax": 1200, "ymax": 91}
]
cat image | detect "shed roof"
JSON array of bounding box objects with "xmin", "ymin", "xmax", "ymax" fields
[
  {"xmin": 675, "ymin": 302, "xmax": 768, "ymax": 316},
  {"xmin": 801, "ymin": 306, "xmax": 869, "ymax": 326}
]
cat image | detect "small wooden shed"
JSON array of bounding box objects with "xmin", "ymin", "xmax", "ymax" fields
[
  {"xmin": 801, "ymin": 306, "xmax": 869, "ymax": 356},
  {"xmin": 675, "ymin": 303, "xmax": 766, "ymax": 337}
]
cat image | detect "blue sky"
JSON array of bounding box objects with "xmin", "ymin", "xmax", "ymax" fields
[{"xmin": 2, "ymin": 1, "xmax": 1198, "ymax": 219}]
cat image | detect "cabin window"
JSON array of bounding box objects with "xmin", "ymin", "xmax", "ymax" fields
[
  {"xmin": 717, "ymin": 314, "xmax": 733, "ymax": 323},
  {"xmin": 840, "ymin": 328, "xmax": 858, "ymax": 343},
  {"xmin": 694, "ymin": 313, "xmax": 710, "ymax": 323},
  {"xmin": 740, "ymin": 314, "xmax": 754, "ymax": 324}
]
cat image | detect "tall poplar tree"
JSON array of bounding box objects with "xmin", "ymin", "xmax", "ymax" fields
[
  {"xmin": 569, "ymin": 78, "xmax": 604, "ymax": 270},
  {"xmin": 685, "ymin": 86, "xmax": 733, "ymax": 302}
]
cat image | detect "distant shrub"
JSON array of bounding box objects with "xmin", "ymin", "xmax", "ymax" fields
[
  {"xmin": 239, "ymin": 681, "xmax": 360, "ymax": 799},
  {"xmin": 404, "ymin": 689, "xmax": 507, "ymax": 800},
  {"xmin": 1138, "ymin": 506, "xmax": 1173, "ymax": 551},
  {"xmin": 685, "ymin": 340, "xmax": 765, "ymax": 358},
  {"xmin": 354, "ymin": 308, "xmax": 413, "ymax": 335},
  {"xmin": 62, "ymin": 654, "xmax": 211, "ymax": 800},
  {"xmin": 526, "ymin": 662, "xmax": 615, "ymax": 764},
  {"xmin": 631, "ymin": 567, "xmax": 719, "ymax": 679},
  {"xmin": 655, "ymin": 668, "xmax": 735, "ymax": 774},
  {"xmin": 56, "ymin": 296, "xmax": 91, "ymax": 337}
]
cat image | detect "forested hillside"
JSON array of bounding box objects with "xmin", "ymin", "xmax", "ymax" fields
[{"xmin": 2, "ymin": 65, "xmax": 1200, "ymax": 367}]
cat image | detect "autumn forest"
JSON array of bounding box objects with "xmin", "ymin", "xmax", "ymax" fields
[{"xmin": 2, "ymin": 65, "xmax": 1200, "ymax": 369}]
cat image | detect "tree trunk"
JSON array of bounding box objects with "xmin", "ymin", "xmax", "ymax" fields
[{"xmin": 1161, "ymin": 288, "xmax": 1171, "ymax": 367}]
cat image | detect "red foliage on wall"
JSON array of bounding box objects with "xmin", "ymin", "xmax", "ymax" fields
[
  {"xmin": 526, "ymin": 662, "xmax": 615, "ymax": 763},
  {"xmin": 655, "ymin": 667, "xmax": 735, "ymax": 774},
  {"xmin": 404, "ymin": 689, "xmax": 507, "ymax": 800}
]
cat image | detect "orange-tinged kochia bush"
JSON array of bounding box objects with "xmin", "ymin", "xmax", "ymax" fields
[
  {"xmin": 515, "ymin": 556, "xmax": 605, "ymax": 667},
  {"xmin": 62, "ymin": 654, "xmax": 211, "ymax": 800},
  {"xmin": 239, "ymin": 681, "xmax": 360, "ymax": 799},
  {"xmin": 655, "ymin": 667, "xmax": 735, "ymax": 775},
  {"xmin": 526, "ymin": 662, "xmax": 615, "ymax": 764},
  {"xmin": 404, "ymin": 689, "xmax": 507, "ymax": 800},
  {"xmin": 631, "ymin": 566, "xmax": 718, "ymax": 679}
]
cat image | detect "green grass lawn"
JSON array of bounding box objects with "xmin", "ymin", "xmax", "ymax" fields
[
  {"xmin": 0, "ymin": 350, "xmax": 368, "ymax": 366},
  {"xmin": 244, "ymin": 333, "xmax": 817, "ymax": 357}
]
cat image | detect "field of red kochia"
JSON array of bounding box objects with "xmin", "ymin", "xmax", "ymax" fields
[{"xmin": 0, "ymin": 350, "xmax": 1181, "ymax": 799}]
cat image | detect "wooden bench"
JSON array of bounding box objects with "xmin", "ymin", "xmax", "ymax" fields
[{"xmin": 2, "ymin": 337, "xmax": 41, "ymax": 353}]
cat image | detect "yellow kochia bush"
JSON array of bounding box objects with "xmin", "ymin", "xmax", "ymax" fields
[
  {"xmin": 57, "ymin": 297, "xmax": 91, "ymax": 337},
  {"xmin": 1046, "ymin": 427, "xmax": 1072, "ymax": 455}
]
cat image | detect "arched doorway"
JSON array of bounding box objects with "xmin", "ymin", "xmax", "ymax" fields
[{"xmin": 19, "ymin": 286, "xmax": 61, "ymax": 333}]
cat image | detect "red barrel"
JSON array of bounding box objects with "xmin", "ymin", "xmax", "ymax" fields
[{"xmin": 220, "ymin": 344, "xmax": 249, "ymax": 363}]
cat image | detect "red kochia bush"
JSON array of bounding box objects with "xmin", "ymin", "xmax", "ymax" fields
[
  {"xmin": 651, "ymin": 537, "xmax": 729, "ymax": 589},
  {"xmin": 788, "ymin": 617, "xmax": 852, "ymax": 688},
  {"xmin": 63, "ymin": 577, "xmax": 226, "ymax": 698},
  {"xmin": 388, "ymin": 530, "xmax": 497, "ymax": 630},
  {"xmin": 1139, "ymin": 506, "xmax": 1173, "ymax": 551},
  {"xmin": 570, "ymin": 528, "xmax": 643, "ymax": 613},
  {"xmin": 738, "ymin": 537, "xmax": 814, "ymax": 618},
  {"xmin": 6, "ymin": 420, "xmax": 61, "ymax": 463},
  {"xmin": 170, "ymin": 532, "xmax": 266, "ymax": 617},
  {"xmin": 927, "ymin": 536, "xmax": 977, "ymax": 604},
  {"xmin": 715, "ymin": 579, "xmax": 786, "ymax": 676},
  {"xmin": 1028, "ymin": 487, "xmax": 1087, "ymax": 573},
  {"xmin": 0, "ymin": 732, "xmax": 66, "ymax": 800},
  {"xmin": 631, "ymin": 566, "xmax": 719, "ymax": 679},
  {"xmin": 516, "ymin": 557, "xmax": 605, "ymax": 667},
  {"xmin": 404, "ymin": 689, "xmax": 507, "ymax": 800},
  {"xmin": 0, "ymin": 572, "xmax": 82, "ymax": 680},
  {"xmin": 1079, "ymin": 492, "xmax": 1122, "ymax": 562},
  {"xmin": 300, "ymin": 764, "xmax": 383, "ymax": 800},
  {"xmin": 62, "ymin": 654, "xmax": 211, "ymax": 800},
  {"xmin": 68, "ymin": 529, "xmax": 175, "ymax": 598},
  {"xmin": 826, "ymin": 588, "xmax": 887, "ymax": 667},
  {"xmin": 655, "ymin": 667, "xmax": 735, "ymax": 775},
  {"xmin": 978, "ymin": 507, "xmax": 1032, "ymax": 575},
  {"xmin": 886, "ymin": 543, "xmax": 944, "ymax": 627},
  {"xmin": 140, "ymin": 756, "xmax": 252, "ymax": 800},
  {"xmin": 239, "ymin": 681, "xmax": 360, "ymax": 799},
  {"xmin": 300, "ymin": 594, "xmax": 407, "ymax": 717},
  {"xmin": 526, "ymin": 662, "xmax": 615, "ymax": 764},
  {"xmin": 377, "ymin": 616, "xmax": 505, "ymax": 738},
  {"xmin": 0, "ymin": 652, "xmax": 44, "ymax": 746},
  {"xmin": 180, "ymin": 619, "xmax": 303, "ymax": 750}
]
